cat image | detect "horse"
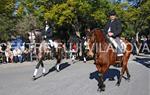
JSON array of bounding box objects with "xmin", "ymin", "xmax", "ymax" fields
[
  {"xmin": 86, "ymin": 28, "xmax": 132, "ymax": 91},
  {"xmin": 32, "ymin": 30, "xmax": 64, "ymax": 80}
]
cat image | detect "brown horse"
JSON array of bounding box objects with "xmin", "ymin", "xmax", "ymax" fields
[{"xmin": 86, "ymin": 28, "xmax": 132, "ymax": 91}]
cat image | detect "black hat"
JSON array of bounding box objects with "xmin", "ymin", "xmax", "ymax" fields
[{"xmin": 108, "ymin": 10, "xmax": 117, "ymax": 16}]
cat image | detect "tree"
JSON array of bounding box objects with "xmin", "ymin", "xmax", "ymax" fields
[
  {"xmin": 15, "ymin": 14, "xmax": 43, "ymax": 36},
  {"xmin": 44, "ymin": 0, "xmax": 111, "ymax": 32},
  {"xmin": 110, "ymin": 1, "xmax": 150, "ymax": 38},
  {"xmin": 0, "ymin": 0, "xmax": 16, "ymax": 41},
  {"xmin": 0, "ymin": 0, "xmax": 15, "ymax": 16}
]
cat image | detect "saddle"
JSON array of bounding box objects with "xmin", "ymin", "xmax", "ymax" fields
[
  {"xmin": 106, "ymin": 35, "xmax": 126, "ymax": 52},
  {"xmin": 105, "ymin": 35, "xmax": 126, "ymax": 66}
]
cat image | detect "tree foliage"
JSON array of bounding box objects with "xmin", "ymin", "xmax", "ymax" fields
[
  {"xmin": 0, "ymin": 0, "xmax": 16, "ymax": 41},
  {"xmin": 0, "ymin": 0, "xmax": 150, "ymax": 41},
  {"xmin": 15, "ymin": 14, "xmax": 43, "ymax": 36}
]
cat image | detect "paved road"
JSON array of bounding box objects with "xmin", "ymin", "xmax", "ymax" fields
[{"xmin": 0, "ymin": 54, "xmax": 150, "ymax": 95}]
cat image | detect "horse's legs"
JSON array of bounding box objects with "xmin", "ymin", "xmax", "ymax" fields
[
  {"xmin": 97, "ymin": 73, "xmax": 105, "ymax": 92},
  {"xmin": 117, "ymin": 59, "xmax": 128, "ymax": 86},
  {"xmin": 33, "ymin": 60, "xmax": 41, "ymax": 77},
  {"xmin": 117, "ymin": 51, "xmax": 131, "ymax": 86},
  {"xmin": 55, "ymin": 56, "xmax": 61, "ymax": 72},
  {"xmin": 96, "ymin": 64, "xmax": 109, "ymax": 92},
  {"xmin": 116, "ymin": 64, "xmax": 126, "ymax": 86},
  {"xmin": 125, "ymin": 65, "xmax": 131, "ymax": 80},
  {"xmin": 6, "ymin": 56, "xmax": 9, "ymax": 63},
  {"xmin": 83, "ymin": 57, "xmax": 86, "ymax": 63},
  {"xmin": 33, "ymin": 58, "xmax": 45, "ymax": 78},
  {"xmin": 55, "ymin": 63, "xmax": 60, "ymax": 72},
  {"xmin": 124, "ymin": 53, "xmax": 131, "ymax": 80},
  {"xmin": 40, "ymin": 59, "xmax": 46, "ymax": 75}
]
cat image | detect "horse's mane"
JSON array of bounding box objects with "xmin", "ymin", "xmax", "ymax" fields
[{"xmin": 91, "ymin": 28, "xmax": 107, "ymax": 43}]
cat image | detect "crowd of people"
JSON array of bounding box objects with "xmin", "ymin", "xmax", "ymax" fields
[
  {"xmin": 0, "ymin": 37, "xmax": 88, "ymax": 64},
  {"xmin": 0, "ymin": 42, "xmax": 30, "ymax": 64}
]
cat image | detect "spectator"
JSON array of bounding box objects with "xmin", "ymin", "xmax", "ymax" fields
[
  {"xmin": 23, "ymin": 47, "xmax": 30, "ymax": 61},
  {"xmin": 5, "ymin": 42, "xmax": 13, "ymax": 63},
  {"xmin": 0, "ymin": 46, "xmax": 3, "ymax": 64},
  {"xmin": 16, "ymin": 48, "xmax": 23, "ymax": 63},
  {"xmin": 13, "ymin": 48, "xmax": 18, "ymax": 63}
]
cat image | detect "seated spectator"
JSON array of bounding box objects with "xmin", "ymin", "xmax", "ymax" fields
[
  {"xmin": 23, "ymin": 47, "xmax": 30, "ymax": 61},
  {"xmin": 5, "ymin": 42, "xmax": 13, "ymax": 63},
  {"xmin": 16, "ymin": 48, "xmax": 23, "ymax": 63},
  {"xmin": 13, "ymin": 48, "xmax": 18, "ymax": 63},
  {"xmin": 0, "ymin": 46, "xmax": 3, "ymax": 64}
]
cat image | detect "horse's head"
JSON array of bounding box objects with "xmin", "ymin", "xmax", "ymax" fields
[
  {"xmin": 85, "ymin": 29, "xmax": 96, "ymax": 58},
  {"xmin": 86, "ymin": 28, "xmax": 106, "ymax": 58}
]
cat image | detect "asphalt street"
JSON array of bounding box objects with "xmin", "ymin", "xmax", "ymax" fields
[{"xmin": 0, "ymin": 54, "xmax": 149, "ymax": 95}]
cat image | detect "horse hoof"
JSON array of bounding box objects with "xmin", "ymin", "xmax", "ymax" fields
[
  {"xmin": 116, "ymin": 82, "xmax": 120, "ymax": 86},
  {"xmin": 32, "ymin": 76, "xmax": 36, "ymax": 81},
  {"xmin": 97, "ymin": 88, "xmax": 105, "ymax": 92},
  {"xmin": 97, "ymin": 88, "xmax": 101, "ymax": 92},
  {"xmin": 42, "ymin": 73, "xmax": 46, "ymax": 77},
  {"xmin": 126, "ymin": 78, "xmax": 130, "ymax": 82},
  {"xmin": 101, "ymin": 87, "xmax": 105, "ymax": 92},
  {"xmin": 98, "ymin": 87, "xmax": 105, "ymax": 92},
  {"xmin": 56, "ymin": 69, "xmax": 60, "ymax": 72},
  {"xmin": 109, "ymin": 77, "xmax": 115, "ymax": 81},
  {"xmin": 127, "ymin": 75, "xmax": 131, "ymax": 81}
]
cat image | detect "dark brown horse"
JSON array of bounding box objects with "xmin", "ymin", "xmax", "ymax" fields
[
  {"xmin": 32, "ymin": 34, "xmax": 64, "ymax": 80},
  {"xmin": 86, "ymin": 28, "xmax": 132, "ymax": 91}
]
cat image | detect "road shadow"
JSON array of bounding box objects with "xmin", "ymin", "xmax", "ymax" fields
[
  {"xmin": 32, "ymin": 62, "xmax": 71, "ymax": 81},
  {"xmin": 33, "ymin": 75, "xmax": 43, "ymax": 81},
  {"xmin": 133, "ymin": 57, "xmax": 150, "ymax": 68},
  {"xmin": 44, "ymin": 62, "xmax": 71, "ymax": 76},
  {"xmin": 59, "ymin": 62, "xmax": 71, "ymax": 71},
  {"xmin": 89, "ymin": 68, "xmax": 120, "ymax": 82}
]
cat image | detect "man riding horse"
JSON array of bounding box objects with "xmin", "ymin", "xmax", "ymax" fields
[
  {"xmin": 86, "ymin": 10, "xmax": 132, "ymax": 92},
  {"xmin": 104, "ymin": 10, "xmax": 123, "ymax": 57}
]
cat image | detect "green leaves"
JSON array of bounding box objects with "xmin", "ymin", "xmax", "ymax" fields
[
  {"xmin": 91, "ymin": 10, "xmax": 107, "ymax": 25},
  {"xmin": 0, "ymin": 0, "xmax": 15, "ymax": 15},
  {"xmin": 44, "ymin": 2, "xmax": 75, "ymax": 26},
  {"xmin": 15, "ymin": 14, "xmax": 43, "ymax": 36},
  {"xmin": 0, "ymin": 0, "xmax": 150, "ymax": 41}
]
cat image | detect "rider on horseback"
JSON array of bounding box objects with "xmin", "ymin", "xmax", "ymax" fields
[{"xmin": 104, "ymin": 10, "xmax": 123, "ymax": 56}]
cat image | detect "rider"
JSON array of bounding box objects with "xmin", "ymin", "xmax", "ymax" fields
[{"xmin": 104, "ymin": 10, "xmax": 123, "ymax": 56}]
